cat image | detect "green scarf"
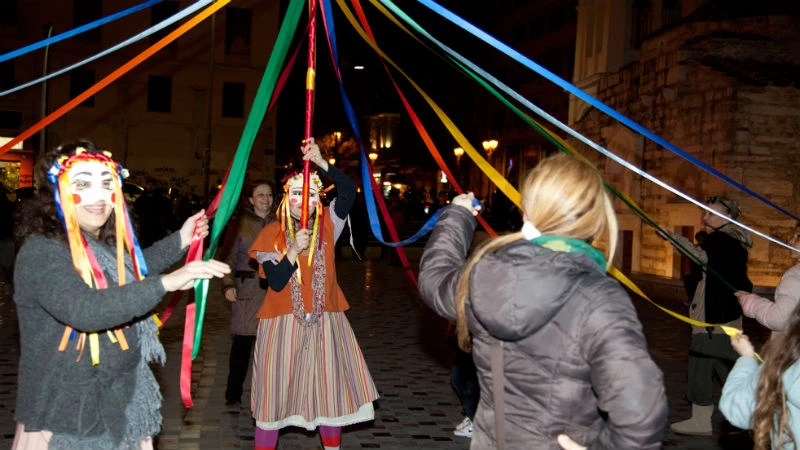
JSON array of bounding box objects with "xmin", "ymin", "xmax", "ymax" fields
[{"xmin": 530, "ymin": 235, "xmax": 607, "ymax": 271}]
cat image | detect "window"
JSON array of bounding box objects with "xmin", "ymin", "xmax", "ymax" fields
[
  {"xmin": 69, "ymin": 69, "xmax": 96, "ymax": 107},
  {"xmin": 147, "ymin": 75, "xmax": 172, "ymax": 113},
  {"xmin": 631, "ymin": 0, "xmax": 652, "ymax": 49},
  {"xmin": 0, "ymin": 59, "xmax": 13, "ymax": 90},
  {"xmin": 662, "ymin": 0, "xmax": 682, "ymax": 29},
  {"xmin": 225, "ymin": 8, "xmax": 252, "ymax": 55},
  {"xmin": 0, "ymin": 0, "xmax": 17, "ymax": 26},
  {"xmin": 222, "ymin": 82, "xmax": 245, "ymax": 118},
  {"xmin": 151, "ymin": 1, "xmax": 179, "ymax": 49},
  {"xmin": 73, "ymin": 0, "xmax": 102, "ymax": 42}
]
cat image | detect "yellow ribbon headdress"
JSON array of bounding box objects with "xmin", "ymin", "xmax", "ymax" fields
[{"xmin": 47, "ymin": 147, "xmax": 148, "ymax": 365}]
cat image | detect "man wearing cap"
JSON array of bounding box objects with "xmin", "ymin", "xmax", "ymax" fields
[{"xmin": 662, "ymin": 196, "xmax": 753, "ymax": 436}]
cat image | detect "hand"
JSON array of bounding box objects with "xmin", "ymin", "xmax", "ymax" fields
[
  {"xmin": 735, "ymin": 291, "xmax": 755, "ymax": 317},
  {"xmin": 557, "ymin": 434, "xmax": 587, "ymax": 450},
  {"xmin": 301, "ymin": 137, "xmax": 328, "ymax": 171},
  {"xmin": 224, "ymin": 287, "xmax": 237, "ymax": 302},
  {"xmin": 161, "ymin": 259, "xmax": 230, "ymax": 292},
  {"xmin": 731, "ymin": 333, "xmax": 755, "ymax": 358},
  {"xmin": 451, "ymin": 192, "xmax": 481, "ymax": 216},
  {"xmin": 288, "ymin": 229, "xmax": 311, "ymax": 257},
  {"xmin": 179, "ymin": 209, "xmax": 209, "ymax": 249}
]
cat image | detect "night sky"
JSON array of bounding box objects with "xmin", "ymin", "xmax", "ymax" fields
[{"xmin": 274, "ymin": 0, "xmax": 497, "ymax": 170}]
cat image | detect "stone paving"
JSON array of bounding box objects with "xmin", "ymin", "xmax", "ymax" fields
[{"xmin": 0, "ymin": 255, "xmax": 773, "ymax": 449}]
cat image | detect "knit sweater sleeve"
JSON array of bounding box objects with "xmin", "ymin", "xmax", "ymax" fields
[
  {"xmin": 141, "ymin": 231, "xmax": 185, "ymax": 275},
  {"xmin": 15, "ymin": 235, "xmax": 167, "ymax": 332}
]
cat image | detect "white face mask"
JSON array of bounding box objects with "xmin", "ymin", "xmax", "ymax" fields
[{"xmin": 67, "ymin": 161, "xmax": 115, "ymax": 206}]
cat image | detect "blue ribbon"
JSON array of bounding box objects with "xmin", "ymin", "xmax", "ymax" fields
[
  {"xmin": 0, "ymin": 0, "xmax": 163, "ymax": 63},
  {"xmin": 416, "ymin": 0, "xmax": 800, "ymax": 223},
  {"xmin": 321, "ymin": 0, "xmax": 439, "ymax": 247}
]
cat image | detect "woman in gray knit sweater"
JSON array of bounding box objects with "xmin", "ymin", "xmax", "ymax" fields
[{"xmin": 11, "ymin": 140, "xmax": 230, "ymax": 450}]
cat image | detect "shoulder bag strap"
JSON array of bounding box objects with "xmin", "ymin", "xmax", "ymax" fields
[{"xmin": 491, "ymin": 339, "xmax": 506, "ymax": 450}]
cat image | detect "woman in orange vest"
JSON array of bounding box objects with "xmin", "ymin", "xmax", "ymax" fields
[{"xmin": 248, "ymin": 138, "xmax": 378, "ymax": 450}]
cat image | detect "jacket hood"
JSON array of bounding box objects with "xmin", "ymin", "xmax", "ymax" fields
[
  {"xmin": 720, "ymin": 223, "xmax": 753, "ymax": 249},
  {"xmin": 469, "ymin": 239, "xmax": 605, "ymax": 341}
]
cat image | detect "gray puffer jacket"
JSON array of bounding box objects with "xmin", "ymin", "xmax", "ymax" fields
[{"xmin": 419, "ymin": 206, "xmax": 668, "ymax": 450}]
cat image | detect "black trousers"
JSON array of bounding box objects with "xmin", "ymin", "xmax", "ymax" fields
[{"xmin": 225, "ymin": 334, "xmax": 256, "ymax": 403}]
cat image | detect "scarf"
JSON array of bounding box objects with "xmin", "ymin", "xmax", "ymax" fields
[
  {"xmin": 49, "ymin": 236, "xmax": 164, "ymax": 450},
  {"xmin": 530, "ymin": 235, "xmax": 607, "ymax": 270}
]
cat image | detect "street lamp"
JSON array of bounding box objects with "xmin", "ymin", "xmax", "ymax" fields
[
  {"xmin": 482, "ymin": 139, "xmax": 498, "ymax": 157},
  {"xmin": 453, "ymin": 146, "xmax": 464, "ymax": 164},
  {"xmin": 328, "ymin": 157, "xmax": 336, "ymax": 165},
  {"xmin": 368, "ymin": 152, "xmax": 378, "ymax": 163}
]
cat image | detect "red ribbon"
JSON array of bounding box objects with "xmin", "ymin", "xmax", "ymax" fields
[
  {"xmin": 180, "ymin": 302, "xmax": 196, "ymax": 408},
  {"xmin": 348, "ymin": 0, "xmax": 497, "ymax": 238},
  {"xmin": 301, "ymin": 0, "xmax": 318, "ymax": 229}
]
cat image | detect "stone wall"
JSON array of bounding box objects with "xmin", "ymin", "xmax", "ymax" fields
[{"xmin": 569, "ymin": 16, "xmax": 800, "ymax": 286}]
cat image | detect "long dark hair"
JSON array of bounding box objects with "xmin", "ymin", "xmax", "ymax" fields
[
  {"xmin": 753, "ymin": 303, "xmax": 800, "ymax": 449},
  {"xmin": 14, "ymin": 139, "xmax": 120, "ymax": 248}
]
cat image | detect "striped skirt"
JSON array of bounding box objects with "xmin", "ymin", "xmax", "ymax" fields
[{"xmin": 251, "ymin": 312, "xmax": 379, "ymax": 430}]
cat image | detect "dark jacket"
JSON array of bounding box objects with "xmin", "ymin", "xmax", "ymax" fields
[
  {"xmin": 703, "ymin": 225, "xmax": 753, "ymax": 323},
  {"xmin": 13, "ymin": 232, "xmax": 184, "ymax": 443},
  {"xmin": 418, "ymin": 206, "xmax": 668, "ymax": 450},
  {"xmin": 220, "ymin": 208, "xmax": 273, "ymax": 335}
]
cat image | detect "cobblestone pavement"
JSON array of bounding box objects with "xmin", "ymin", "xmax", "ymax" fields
[{"xmin": 0, "ymin": 256, "xmax": 771, "ymax": 449}]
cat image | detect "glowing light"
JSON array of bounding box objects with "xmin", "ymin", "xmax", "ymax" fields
[
  {"xmin": 392, "ymin": 183, "xmax": 402, "ymax": 189},
  {"xmin": 354, "ymin": 65, "xmax": 365, "ymax": 70},
  {"xmin": 368, "ymin": 152, "xmax": 378, "ymax": 162},
  {"xmin": 440, "ymin": 172, "xmax": 448, "ymax": 183},
  {"xmin": 482, "ymin": 139, "xmax": 499, "ymax": 157},
  {"xmin": 328, "ymin": 158, "xmax": 336, "ymax": 165},
  {"xmin": 453, "ymin": 146, "xmax": 464, "ymax": 163}
]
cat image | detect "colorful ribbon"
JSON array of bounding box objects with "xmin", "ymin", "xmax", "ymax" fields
[
  {"xmin": 377, "ymin": 0, "xmax": 799, "ymax": 256},
  {"xmin": 316, "ymin": 0, "xmax": 417, "ymax": 286},
  {"xmin": 1, "ymin": 0, "xmax": 214, "ymax": 97},
  {"xmin": 346, "ymin": 0, "xmax": 496, "ymax": 239},
  {"xmin": 355, "ymin": 0, "xmax": 759, "ymax": 344},
  {"xmin": 0, "ymin": 0, "xmax": 231, "ymax": 156},
  {"xmin": 192, "ymin": 0, "xmax": 306, "ymax": 360},
  {"xmin": 416, "ymin": 0, "xmax": 799, "ymax": 224},
  {"xmin": 301, "ymin": 0, "xmax": 319, "ymax": 229},
  {"xmin": 0, "ymin": 0, "xmax": 163, "ymax": 63}
]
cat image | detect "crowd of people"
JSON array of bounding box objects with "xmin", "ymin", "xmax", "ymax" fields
[{"xmin": 8, "ymin": 138, "xmax": 800, "ymax": 450}]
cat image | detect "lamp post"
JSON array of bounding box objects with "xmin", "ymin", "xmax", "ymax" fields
[
  {"xmin": 481, "ymin": 139, "xmax": 499, "ymax": 206},
  {"xmin": 453, "ymin": 146, "xmax": 464, "ymax": 187},
  {"xmin": 481, "ymin": 139, "xmax": 498, "ymax": 157},
  {"xmin": 453, "ymin": 146, "xmax": 464, "ymax": 164}
]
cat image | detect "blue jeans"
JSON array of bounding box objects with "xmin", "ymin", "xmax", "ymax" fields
[{"xmin": 451, "ymin": 349, "xmax": 480, "ymax": 420}]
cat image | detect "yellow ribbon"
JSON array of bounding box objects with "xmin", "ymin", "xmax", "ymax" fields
[
  {"xmin": 336, "ymin": 0, "xmax": 519, "ymax": 206},
  {"xmin": 345, "ymin": 0, "xmax": 762, "ymax": 362}
]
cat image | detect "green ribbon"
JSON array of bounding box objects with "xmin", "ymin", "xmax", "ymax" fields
[
  {"xmin": 530, "ymin": 235, "xmax": 607, "ymax": 270},
  {"xmin": 192, "ymin": 0, "xmax": 305, "ymax": 359}
]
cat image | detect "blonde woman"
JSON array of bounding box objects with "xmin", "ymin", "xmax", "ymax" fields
[{"xmin": 418, "ymin": 154, "xmax": 668, "ymax": 450}]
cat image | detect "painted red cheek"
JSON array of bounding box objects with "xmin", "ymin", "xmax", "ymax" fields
[
  {"xmin": 111, "ymin": 193, "xmax": 116, "ymax": 203},
  {"xmin": 310, "ymin": 201, "xmax": 318, "ymax": 207},
  {"xmin": 290, "ymin": 198, "xmax": 299, "ymax": 204},
  {"xmin": 72, "ymin": 194, "xmax": 82, "ymax": 204}
]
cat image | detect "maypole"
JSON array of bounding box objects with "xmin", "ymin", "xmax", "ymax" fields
[{"xmin": 301, "ymin": 0, "xmax": 318, "ymax": 228}]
